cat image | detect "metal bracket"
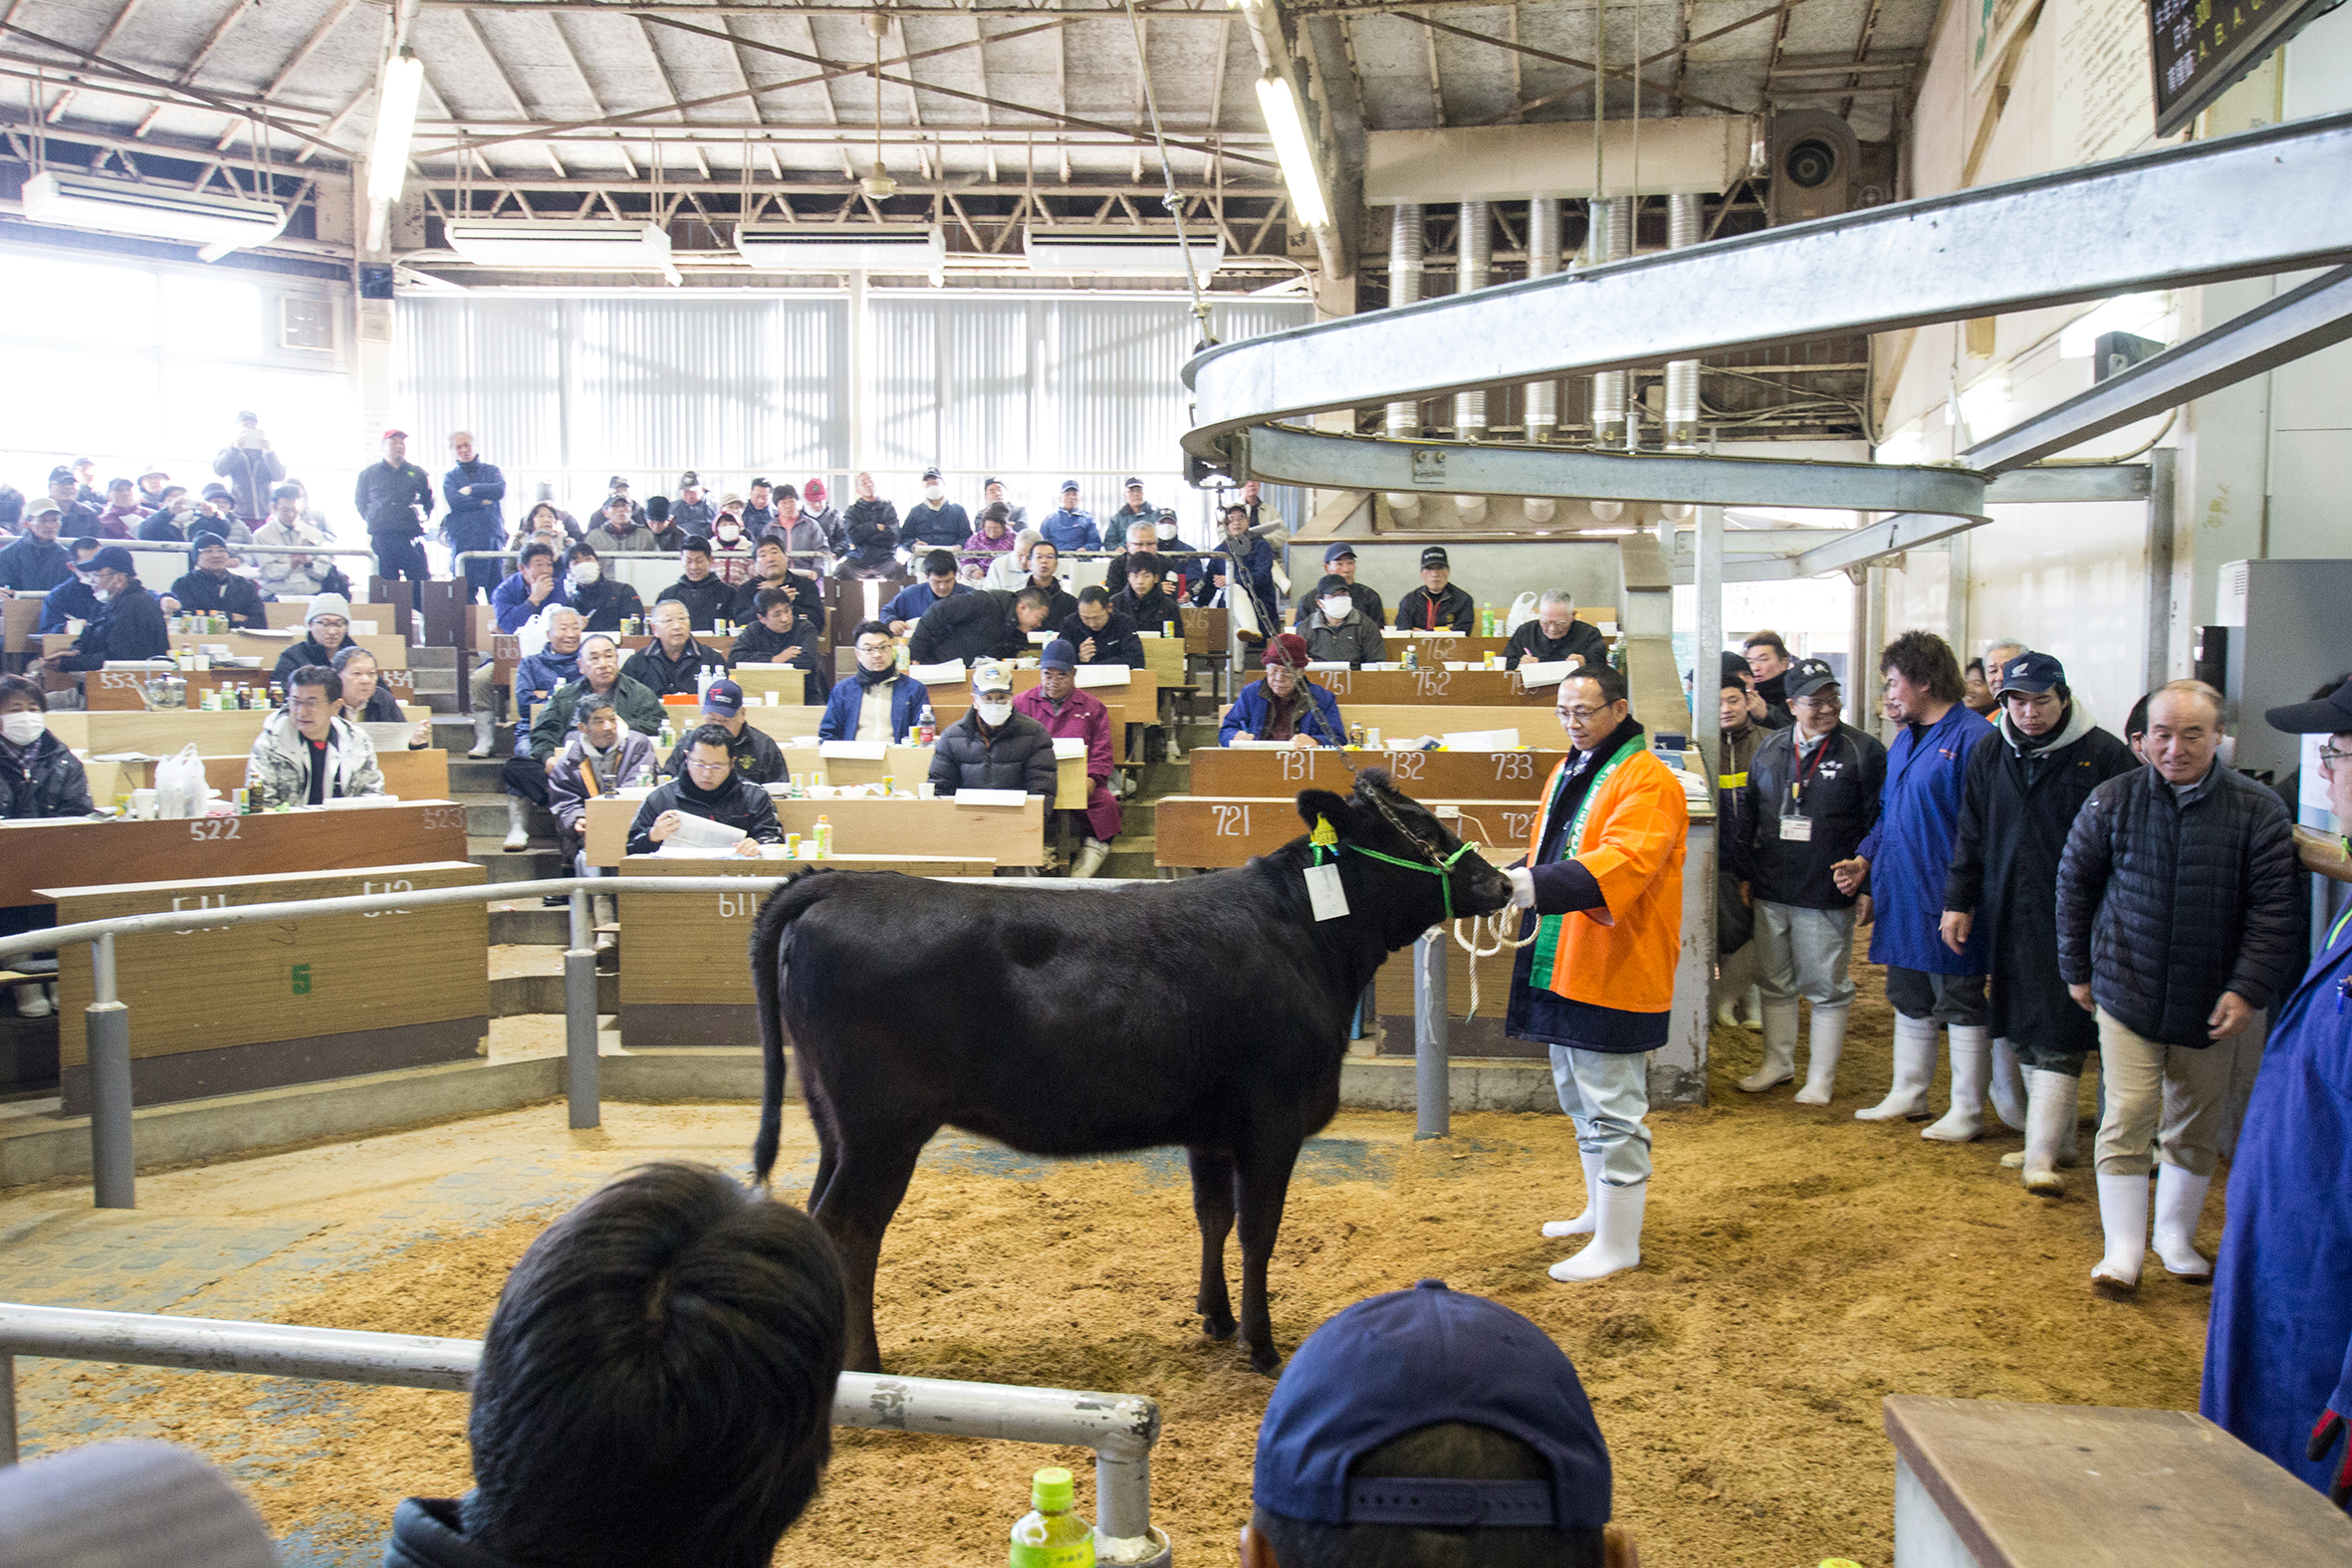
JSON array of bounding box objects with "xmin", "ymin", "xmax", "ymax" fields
[{"xmin": 1409, "ymin": 448, "xmax": 1446, "ymax": 487}]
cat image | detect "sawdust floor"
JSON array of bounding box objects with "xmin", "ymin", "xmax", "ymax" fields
[{"xmin": 10, "ymin": 965, "xmax": 2218, "ymax": 1568}]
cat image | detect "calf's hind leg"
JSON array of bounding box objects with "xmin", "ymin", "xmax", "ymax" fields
[
  {"xmin": 1234, "ymin": 1142, "xmax": 1304, "ymax": 1374},
  {"xmin": 811, "ymin": 1127, "xmax": 932, "ymax": 1374},
  {"xmin": 1186, "ymin": 1147, "xmax": 1239, "ymax": 1341}
]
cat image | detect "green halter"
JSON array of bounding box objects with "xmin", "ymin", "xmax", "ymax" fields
[{"xmin": 1342, "ymin": 839, "xmax": 1479, "ymax": 922}]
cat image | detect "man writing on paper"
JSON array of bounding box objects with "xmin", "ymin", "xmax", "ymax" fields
[
  {"xmin": 1505, "ymin": 590, "xmax": 1609, "ymax": 671},
  {"xmin": 1013, "ymin": 638, "xmax": 1119, "ymax": 878},
  {"xmin": 1506, "ymin": 665, "xmax": 1689, "ymax": 1284},
  {"xmin": 627, "ymin": 726, "xmax": 783, "ymax": 858}
]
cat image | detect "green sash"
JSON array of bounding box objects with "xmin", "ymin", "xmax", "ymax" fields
[{"xmin": 1528, "ymin": 735, "xmax": 1646, "ymax": 984}]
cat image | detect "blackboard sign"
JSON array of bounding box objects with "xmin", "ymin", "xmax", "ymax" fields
[{"xmin": 2149, "ymin": 0, "xmax": 2344, "ymax": 135}]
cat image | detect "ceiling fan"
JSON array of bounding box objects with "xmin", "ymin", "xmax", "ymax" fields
[{"xmin": 858, "ymin": 15, "xmax": 895, "ymax": 200}]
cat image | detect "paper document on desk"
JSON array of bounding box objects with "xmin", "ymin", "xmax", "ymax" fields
[
  {"xmin": 908, "ymin": 661, "xmax": 968, "ymax": 685},
  {"xmin": 818, "ymin": 741, "xmax": 888, "ymax": 761},
  {"xmin": 1051, "ymin": 738, "xmax": 1087, "ymax": 759},
  {"xmin": 1442, "ymin": 728, "xmax": 1522, "ymax": 751},
  {"xmin": 361, "ymin": 722, "xmax": 415, "ymax": 752},
  {"xmin": 1074, "ymin": 664, "xmax": 1130, "ymax": 689},
  {"xmin": 649, "ymin": 843, "xmax": 738, "ymax": 859},
  {"xmin": 952, "ymin": 787, "xmax": 1030, "ymax": 807},
  {"xmin": 1304, "ymin": 661, "xmax": 1351, "ymax": 672},
  {"xmin": 664, "ymin": 811, "xmax": 747, "ymax": 849},
  {"xmin": 1516, "ymin": 660, "xmax": 1575, "ymax": 690}
]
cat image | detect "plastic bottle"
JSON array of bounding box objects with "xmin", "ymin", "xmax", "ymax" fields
[
  {"xmin": 1008, "ymin": 1466, "xmax": 1094, "ymax": 1568},
  {"xmin": 895, "ymin": 641, "xmax": 911, "ymax": 672},
  {"xmin": 917, "ymin": 705, "xmax": 938, "ymax": 746},
  {"xmin": 813, "ymin": 815, "xmax": 831, "ymax": 858}
]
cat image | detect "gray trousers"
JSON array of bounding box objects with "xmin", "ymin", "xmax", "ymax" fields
[
  {"xmin": 1751, "ymin": 900, "xmax": 1859, "ymax": 1008},
  {"xmin": 1548, "ymin": 1046, "xmax": 1653, "ymax": 1187}
]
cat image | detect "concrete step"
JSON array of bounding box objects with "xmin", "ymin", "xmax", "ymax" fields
[
  {"xmin": 468, "ymin": 838, "xmax": 566, "ymax": 881},
  {"xmin": 489, "ymin": 970, "xmax": 617, "ymax": 1017},
  {"xmin": 1131, "ymin": 759, "xmax": 1190, "ymax": 794},
  {"xmin": 489, "ymin": 906, "xmax": 570, "ymax": 945},
  {"xmin": 449, "ymin": 758, "xmax": 511, "ymax": 792},
  {"xmin": 408, "ymin": 645, "xmax": 460, "ymax": 669},
  {"xmin": 405, "ymin": 667, "xmax": 457, "ymax": 692},
  {"xmin": 459, "ymin": 799, "xmax": 557, "ymax": 837}
]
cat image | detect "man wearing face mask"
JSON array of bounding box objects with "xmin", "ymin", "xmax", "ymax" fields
[
  {"xmin": 928, "ymin": 661, "xmax": 1057, "ymax": 809},
  {"xmin": 820, "ymin": 620, "xmax": 926, "ymax": 743},
  {"xmin": 1299, "ymin": 573, "xmax": 1384, "ymax": 668},
  {"xmin": 710, "ymin": 499, "xmax": 757, "ymax": 585},
  {"xmin": 836, "ymin": 473, "xmax": 900, "ymax": 578},
  {"xmin": 36, "ymin": 539, "xmax": 103, "ymax": 633},
  {"xmin": 508, "ymin": 632, "xmax": 662, "ymax": 850},
  {"xmin": 1292, "ymin": 543, "xmax": 1383, "ymax": 630},
  {"xmin": 562, "ymin": 543, "xmax": 644, "ymax": 633},
  {"xmin": 899, "ymin": 467, "xmax": 970, "ymax": 555},
  {"xmin": 0, "ymin": 673, "xmax": 89, "ymax": 817},
  {"xmin": 1039, "ymin": 481, "xmax": 1099, "ymax": 554},
  {"xmin": 45, "ymin": 546, "xmax": 168, "ymax": 677},
  {"xmin": 1505, "ymin": 590, "xmax": 1610, "ymax": 670}
]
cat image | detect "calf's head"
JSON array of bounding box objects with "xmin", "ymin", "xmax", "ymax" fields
[{"xmin": 1295, "ymin": 769, "xmax": 1514, "ymax": 940}]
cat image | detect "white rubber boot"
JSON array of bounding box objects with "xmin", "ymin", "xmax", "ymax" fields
[
  {"xmin": 2092, "ymin": 1172, "xmax": 2149, "ymax": 1295},
  {"xmin": 1923, "ymin": 1024, "xmax": 1993, "ymax": 1142},
  {"xmin": 16, "ymin": 982, "xmax": 54, "ymax": 1018},
  {"xmin": 1740, "ymin": 983, "xmax": 1765, "ymax": 1029},
  {"xmin": 1857, "ymin": 1014, "xmax": 1938, "ymax": 1121},
  {"xmin": 2018, "ymin": 1069, "xmax": 2074, "ymax": 1197},
  {"xmin": 1069, "ymin": 839, "xmax": 1109, "ymax": 879},
  {"xmin": 2152, "ymin": 1164, "xmax": 2214, "ymax": 1279},
  {"xmin": 469, "ymin": 710, "xmax": 495, "ymax": 758},
  {"xmin": 502, "ymin": 795, "xmax": 531, "ymax": 851},
  {"xmin": 1989, "ymin": 1038, "xmax": 2027, "ymax": 1132},
  {"xmin": 2005, "ymin": 1071, "xmax": 2085, "ymax": 1170},
  {"xmin": 1540, "ymin": 1150, "xmax": 1606, "ymax": 1238},
  {"xmin": 1795, "ymin": 1004, "xmax": 1849, "ymax": 1106},
  {"xmin": 1738, "ymin": 999, "xmax": 1799, "ymax": 1093},
  {"xmin": 1549, "ymin": 1182, "xmax": 1646, "ymax": 1282},
  {"xmin": 591, "ymin": 893, "xmax": 618, "ymax": 953}
]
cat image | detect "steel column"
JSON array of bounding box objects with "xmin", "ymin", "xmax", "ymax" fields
[
  {"xmin": 565, "ymin": 888, "xmax": 600, "ymax": 1130},
  {"xmin": 85, "ymin": 933, "xmax": 132, "ymax": 1211},
  {"xmin": 1693, "ymin": 505, "xmax": 1724, "ymax": 779},
  {"xmin": 1413, "ymin": 929, "xmax": 1448, "ymax": 1139}
]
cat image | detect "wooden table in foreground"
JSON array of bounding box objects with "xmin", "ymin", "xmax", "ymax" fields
[
  {"xmin": 1882, "ymin": 1394, "xmax": 2352, "ymax": 1566},
  {"xmin": 0, "ymin": 800, "xmax": 471, "ymax": 908},
  {"xmin": 43, "ymin": 860, "xmax": 488, "ymax": 1113},
  {"xmin": 614, "ymin": 854, "xmax": 996, "ymax": 1048},
  {"xmin": 584, "ymin": 791, "xmax": 1046, "ymax": 867}
]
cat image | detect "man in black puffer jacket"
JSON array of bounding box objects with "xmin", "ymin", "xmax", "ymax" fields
[
  {"xmin": 927, "ymin": 661, "xmax": 1056, "ymax": 810},
  {"xmin": 2056, "ymin": 678, "xmax": 2301, "ymax": 1299}
]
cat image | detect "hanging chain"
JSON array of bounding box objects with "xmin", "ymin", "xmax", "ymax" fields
[{"xmin": 1119, "ymin": 0, "xmax": 1213, "ymax": 343}]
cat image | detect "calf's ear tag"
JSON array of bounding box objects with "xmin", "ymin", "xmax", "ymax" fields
[
  {"xmin": 1311, "ymin": 815, "xmax": 1338, "ymax": 848},
  {"xmin": 1304, "ymin": 861, "xmax": 1349, "ymax": 921}
]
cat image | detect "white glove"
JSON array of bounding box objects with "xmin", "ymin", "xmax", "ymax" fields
[{"xmin": 1505, "ymin": 865, "xmax": 1535, "ymax": 910}]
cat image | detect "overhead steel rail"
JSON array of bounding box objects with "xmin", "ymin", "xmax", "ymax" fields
[{"xmin": 1180, "ymin": 112, "xmax": 2352, "ymax": 550}]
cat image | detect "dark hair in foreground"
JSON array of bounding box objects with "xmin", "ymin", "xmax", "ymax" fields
[
  {"xmin": 466, "ymin": 1162, "xmax": 847, "ymax": 1568},
  {"xmin": 1878, "ymin": 630, "xmax": 1967, "ymax": 705},
  {"xmin": 288, "ymin": 665, "xmax": 342, "ymax": 701},
  {"xmin": 1252, "ymin": 1423, "xmax": 1606, "ymax": 1568},
  {"xmin": 0, "ymin": 673, "xmax": 44, "ymax": 709},
  {"xmin": 1562, "ymin": 665, "xmax": 1630, "ymax": 708}
]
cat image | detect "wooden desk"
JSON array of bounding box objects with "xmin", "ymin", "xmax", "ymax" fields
[
  {"xmin": 728, "ymin": 666, "xmax": 823, "ymax": 705},
  {"xmin": 742, "ymin": 705, "xmax": 827, "ymax": 742},
  {"xmin": 1882, "ymin": 1395, "xmax": 2352, "ymax": 1566},
  {"xmin": 1188, "ymin": 747, "xmax": 1561, "ymax": 803},
  {"xmin": 1378, "ymin": 606, "xmax": 1616, "ymax": 631},
  {"xmin": 922, "ymin": 669, "xmax": 1155, "ymax": 734},
  {"xmin": 43, "ymin": 860, "xmax": 488, "ymax": 1112},
  {"xmin": 1182, "ymin": 606, "xmax": 1228, "ymax": 656},
  {"xmin": 0, "ymin": 800, "xmax": 470, "ymax": 907},
  {"xmin": 621, "ymin": 633, "xmax": 738, "ymax": 658},
  {"xmin": 81, "ymin": 667, "xmax": 424, "ymax": 711},
  {"xmin": 4, "ymin": 597, "xmax": 44, "ymax": 654},
  {"xmin": 1153, "ymin": 794, "xmax": 1518, "ymax": 869},
  {"xmin": 614, "ymin": 855, "xmax": 994, "ymax": 1048},
  {"xmin": 584, "ymin": 791, "xmax": 1047, "ymax": 868},
  {"xmin": 44, "ymin": 707, "xmax": 272, "ymax": 757},
  {"xmin": 1305, "ymin": 668, "xmax": 1552, "ymax": 706},
  {"xmin": 1303, "ymin": 704, "xmax": 1572, "ymax": 749}
]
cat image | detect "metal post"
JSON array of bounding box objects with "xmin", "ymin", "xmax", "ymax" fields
[
  {"xmin": 1664, "ymin": 193, "xmax": 1704, "ymax": 448},
  {"xmin": 1413, "ymin": 930, "xmax": 1449, "ymax": 1139},
  {"xmin": 86, "ymin": 933, "xmax": 132, "ymax": 1211},
  {"xmin": 1693, "ymin": 504, "xmax": 1725, "ymax": 782},
  {"xmin": 1094, "ymin": 1448, "xmax": 1155, "ymax": 1557},
  {"xmin": 1525, "ymin": 196, "xmax": 1562, "ymax": 442},
  {"xmin": 564, "ymin": 889, "xmax": 599, "ymax": 1130},
  {"xmin": 2, "ymin": 1353, "xmax": 16, "ymax": 1465},
  {"xmin": 1384, "ymin": 205, "xmax": 1424, "ymax": 439}
]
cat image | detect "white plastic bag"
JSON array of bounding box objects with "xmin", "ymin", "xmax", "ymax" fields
[
  {"xmin": 517, "ymin": 607, "xmax": 554, "ymax": 661},
  {"xmin": 1503, "ymin": 591, "xmax": 1541, "ymax": 636},
  {"xmin": 153, "ymin": 744, "xmax": 215, "ymax": 819}
]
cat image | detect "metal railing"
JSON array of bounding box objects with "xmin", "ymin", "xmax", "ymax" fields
[
  {"xmin": 0, "ymin": 1302, "xmax": 1171, "ymax": 1564},
  {"xmin": 0, "ymin": 870, "xmax": 1454, "ymax": 1211}
]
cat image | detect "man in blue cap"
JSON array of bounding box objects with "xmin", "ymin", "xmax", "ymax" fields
[
  {"xmin": 2204, "ymin": 674, "xmax": 2352, "ymax": 1505},
  {"xmin": 1293, "ymin": 542, "xmax": 1386, "ymax": 631},
  {"xmin": 1243, "ymin": 1279, "xmax": 1635, "ymax": 1568},
  {"xmin": 1039, "ymin": 481, "xmax": 1099, "ymax": 554}
]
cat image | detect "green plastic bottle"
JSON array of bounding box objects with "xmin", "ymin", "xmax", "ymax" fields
[{"xmin": 1009, "ymin": 1466, "xmax": 1094, "ymax": 1568}]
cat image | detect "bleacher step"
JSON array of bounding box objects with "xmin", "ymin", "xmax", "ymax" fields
[{"xmin": 489, "ymin": 907, "xmax": 571, "ymax": 945}]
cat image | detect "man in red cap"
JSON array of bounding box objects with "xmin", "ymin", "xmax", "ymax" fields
[
  {"xmin": 355, "ymin": 428, "xmax": 436, "ymax": 601},
  {"xmin": 1218, "ymin": 632, "xmax": 1346, "ymax": 748}
]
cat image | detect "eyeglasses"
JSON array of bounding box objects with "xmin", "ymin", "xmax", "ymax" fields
[
  {"xmin": 1558, "ymin": 705, "xmax": 1618, "ymax": 722},
  {"xmin": 2321, "ymin": 745, "xmax": 2351, "ymax": 770}
]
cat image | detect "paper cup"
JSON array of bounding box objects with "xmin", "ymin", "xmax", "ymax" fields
[
  {"xmin": 918, "ymin": 782, "xmax": 936, "ymax": 799},
  {"xmin": 130, "ymin": 788, "xmax": 157, "ymax": 820}
]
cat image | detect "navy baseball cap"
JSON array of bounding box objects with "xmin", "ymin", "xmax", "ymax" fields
[
  {"xmin": 1323, "ymin": 542, "xmax": 1357, "ymax": 563},
  {"xmin": 1253, "ymin": 1280, "xmax": 1610, "ymax": 1530},
  {"xmin": 1720, "ymin": 651, "xmax": 1753, "ymax": 690},
  {"xmin": 1999, "ymin": 651, "xmax": 2065, "ymax": 694},
  {"xmin": 90, "ymin": 546, "xmax": 136, "ymax": 574},
  {"xmin": 1419, "ymin": 546, "xmax": 1450, "ymax": 568},
  {"xmin": 1784, "ymin": 657, "xmax": 1840, "ymax": 700},
  {"xmin": 1061, "ymin": 480, "xmax": 1080, "ymax": 494},
  {"xmin": 700, "ymin": 679, "xmax": 745, "ymax": 717},
  {"xmin": 2267, "ymin": 676, "xmax": 2352, "ymax": 735},
  {"xmin": 1040, "ymin": 638, "xmax": 1078, "ymax": 672},
  {"xmin": 192, "ymin": 531, "xmax": 229, "ymax": 553},
  {"xmin": 922, "ymin": 465, "xmax": 943, "ymax": 482}
]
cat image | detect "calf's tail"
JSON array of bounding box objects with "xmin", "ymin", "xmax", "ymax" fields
[{"xmin": 749, "ymin": 873, "xmax": 826, "ymax": 1187}]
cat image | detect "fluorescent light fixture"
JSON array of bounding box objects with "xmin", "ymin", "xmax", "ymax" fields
[
  {"xmin": 444, "ymin": 219, "xmax": 681, "ymax": 284},
  {"xmin": 367, "ymin": 49, "xmax": 426, "ymax": 207},
  {"xmin": 1255, "ymin": 74, "xmax": 1330, "ymax": 230},
  {"xmin": 1021, "ymin": 228, "xmax": 1224, "ymax": 278},
  {"xmin": 22, "ymin": 170, "xmax": 286, "ymax": 260},
  {"xmin": 2058, "ymin": 291, "xmax": 2171, "ymax": 358},
  {"xmin": 733, "ymin": 225, "xmax": 945, "ymax": 277}
]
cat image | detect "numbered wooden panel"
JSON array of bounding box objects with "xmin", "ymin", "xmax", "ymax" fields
[
  {"xmin": 583, "ymin": 794, "xmax": 1045, "ymax": 868},
  {"xmin": 1153, "ymin": 795, "xmax": 1527, "ymax": 869},
  {"xmin": 1189, "ymin": 748, "xmax": 1562, "ymax": 802},
  {"xmin": 1304, "ymin": 669, "xmax": 1553, "ymax": 706},
  {"xmin": 1, "ymin": 801, "xmax": 470, "ymax": 906}
]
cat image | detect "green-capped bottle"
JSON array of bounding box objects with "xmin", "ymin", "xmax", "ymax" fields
[{"xmin": 1009, "ymin": 1466, "xmax": 1093, "ymax": 1568}]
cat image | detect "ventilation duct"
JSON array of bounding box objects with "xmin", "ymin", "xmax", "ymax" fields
[
  {"xmin": 735, "ymin": 226, "xmax": 945, "ymax": 279},
  {"xmin": 1021, "ymin": 228, "xmax": 1224, "ymax": 278},
  {"xmin": 447, "ymin": 220, "xmax": 680, "ymax": 284},
  {"xmin": 1525, "ymin": 196, "xmax": 1562, "ymax": 442},
  {"xmin": 1454, "ymin": 200, "xmax": 1491, "ymax": 440},
  {"xmin": 22, "ymin": 171, "xmax": 286, "ymax": 261},
  {"xmin": 1664, "ymin": 193, "xmax": 1703, "ymax": 448},
  {"xmin": 1588, "ymin": 198, "xmax": 1632, "ymax": 447},
  {"xmin": 1384, "ymin": 205, "xmax": 1424, "ymax": 440}
]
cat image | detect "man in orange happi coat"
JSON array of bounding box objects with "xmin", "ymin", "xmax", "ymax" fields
[{"xmin": 1504, "ymin": 664, "xmax": 1689, "ymax": 1283}]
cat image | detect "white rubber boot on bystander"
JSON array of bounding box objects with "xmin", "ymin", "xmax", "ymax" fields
[
  {"xmin": 1739, "ymin": 998, "xmax": 1799, "ymax": 1092},
  {"xmin": 1795, "ymin": 1004, "xmax": 1849, "ymax": 1105},
  {"xmin": 1989, "ymin": 1038, "xmax": 2028, "ymax": 1131},
  {"xmin": 2092, "ymin": 1172, "xmax": 2149, "ymax": 1296},
  {"xmin": 1923, "ymin": 1024, "xmax": 1993, "ymax": 1142},
  {"xmin": 1540, "ymin": 1150, "xmax": 1606, "ymax": 1238},
  {"xmin": 1857, "ymin": 1013, "xmax": 1938, "ymax": 1121},
  {"xmin": 2152, "ymin": 1163, "xmax": 2214, "ymax": 1279},
  {"xmin": 1548, "ymin": 1183, "xmax": 1646, "ymax": 1282},
  {"xmin": 2018, "ymin": 1069, "xmax": 2075, "ymax": 1196}
]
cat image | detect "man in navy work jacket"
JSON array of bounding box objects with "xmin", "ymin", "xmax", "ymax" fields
[
  {"xmin": 2204, "ymin": 676, "xmax": 2352, "ymax": 1507},
  {"xmin": 442, "ymin": 431, "xmax": 508, "ymax": 605},
  {"xmin": 1830, "ymin": 631, "xmax": 1998, "ymax": 1133}
]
